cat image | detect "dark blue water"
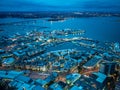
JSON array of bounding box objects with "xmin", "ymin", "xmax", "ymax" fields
[{"xmin": 0, "ymin": 17, "xmax": 120, "ymax": 42}]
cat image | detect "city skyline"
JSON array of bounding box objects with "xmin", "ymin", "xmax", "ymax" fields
[{"xmin": 0, "ymin": 1, "xmax": 120, "ymax": 90}]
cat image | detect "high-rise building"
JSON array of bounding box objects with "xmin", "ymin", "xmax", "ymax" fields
[{"xmin": 99, "ymin": 62, "xmax": 117, "ymax": 76}]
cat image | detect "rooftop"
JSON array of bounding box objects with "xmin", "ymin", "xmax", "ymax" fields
[
  {"xmin": 92, "ymin": 72, "xmax": 107, "ymax": 83},
  {"xmin": 70, "ymin": 86, "xmax": 83, "ymax": 90},
  {"xmin": 83, "ymin": 56, "xmax": 101, "ymax": 68},
  {"xmin": 0, "ymin": 70, "xmax": 23, "ymax": 79},
  {"xmin": 2, "ymin": 57, "xmax": 15, "ymax": 66}
]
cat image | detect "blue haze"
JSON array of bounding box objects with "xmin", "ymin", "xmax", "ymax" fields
[
  {"xmin": 0, "ymin": 1, "xmax": 120, "ymax": 42},
  {"xmin": 0, "ymin": 17, "xmax": 120, "ymax": 42},
  {"xmin": 0, "ymin": 0, "xmax": 120, "ymax": 12}
]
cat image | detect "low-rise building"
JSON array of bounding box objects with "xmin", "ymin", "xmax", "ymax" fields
[
  {"xmin": 0, "ymin": 70, "xmax": 24, "ymax": 80},
  {"xmin": 83, "ymin": 56, "xmax": 102, "ymax": 70},
  {"xmin": 2, "ymin": 57, "xmax": 15, "ymax": 67},
  {"xmin": 91, "ymin": 72, "xmax": 107, "ymax": 89},
  {"xmin": 70, "ymin": 85, "xmax": 83, "ymax": 90},
  {"xmin": 66, "ymin": 73, "xmax": 81, "ymax": 85},
  {"xmin": 48, "ymin": 83, "xmax": 63, "ymax": 90}
]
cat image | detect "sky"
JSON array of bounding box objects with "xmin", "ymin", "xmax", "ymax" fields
[{"xmin": 0, "ymin": 0, "xmax": 120, "ymax": 12}]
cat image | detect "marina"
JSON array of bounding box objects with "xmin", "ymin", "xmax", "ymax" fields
[
  {"xmin": 0, "ymin": 0, "xmax": 120, "ymax": 89},
  {"xmin": 0, "ymin": 28, "xmax": 120, "ymax": 90}
]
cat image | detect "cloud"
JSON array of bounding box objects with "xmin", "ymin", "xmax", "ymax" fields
[{"xmin": 0, "ymin": 0, "xmax": 120, "ymax": 11}]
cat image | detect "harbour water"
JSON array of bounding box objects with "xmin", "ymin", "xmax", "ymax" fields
[{"xmin": 0, "ymin": 16, "xmax": 120, "ymax": 42}]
